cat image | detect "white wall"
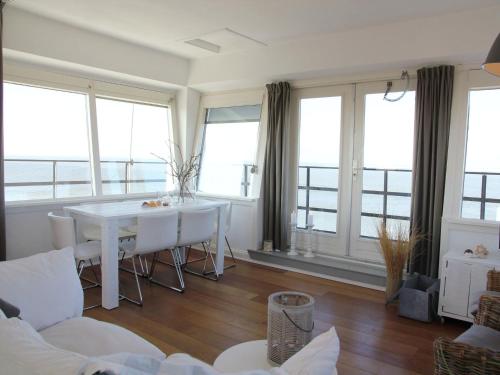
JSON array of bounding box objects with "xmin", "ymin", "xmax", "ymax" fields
[
  {"xmin": 175, "ymin": 88, "xmax": 201, "ymax": 159},
  {"xmin": 4, "ymin": 6, "xmax": 190, "ymax": 90},
  {"xmin": 5, "ymin": 202, "xmax": 75, "ymax": 260}
]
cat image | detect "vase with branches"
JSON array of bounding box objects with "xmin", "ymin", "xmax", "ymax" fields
[
  {"xmin": 377, "ymin": 222, "xmax": 419, "ymax": 304},
  {"xmin": 152, "ymin": 143, "xmax": 200, "ymax": 203}
]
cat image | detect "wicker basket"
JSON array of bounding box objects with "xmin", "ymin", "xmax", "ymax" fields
[{"xmin": 267, "ymin": 291, "xmax": 315, "ymax": 365}]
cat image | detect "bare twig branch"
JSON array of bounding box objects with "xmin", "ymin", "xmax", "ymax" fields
[{"xmin": 150, "ymin": 142, "xmax": 201, "ymax": 201}]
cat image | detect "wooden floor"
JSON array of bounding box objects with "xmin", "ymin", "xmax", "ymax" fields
[{"xmin": 84, "ymin": 254, "xmax": 468, "ymax": 375}]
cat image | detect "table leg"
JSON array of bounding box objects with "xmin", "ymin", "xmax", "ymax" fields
[
  {"xmin": 100, "ymin": 219, "xmax": 119, "ymax": 309},
  {"xmin": 215, "ymin": 206, "xmax": 226, "ymax": 276}
]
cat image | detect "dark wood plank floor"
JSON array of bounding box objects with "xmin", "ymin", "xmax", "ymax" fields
[{"xmin": 84, "ymin": 254, "xmax": 468, "ymax": 374}]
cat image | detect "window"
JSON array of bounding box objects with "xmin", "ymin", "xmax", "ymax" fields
[
  {"xmin": 4, "ymin": 72, "xmax": 174, "ymax": 203},
  {"xmin": 357, "ymin": 91, "xmax": 415, "ymax": 238},
  {"xmin": 96, "ymin": 98, "xmax": 172, "ymax": 195},
  {"xmin": 4, "ymin": 83, "xmax": 93, "ymax": 201},
  {"xmin": 462, "ymin": 88, "xmax": 500, "ymax": 221},
  {"xmin": 197, "ymin": 105, "xmax": 261, "ymax": 197},
  {"xmin": 297, "ymin": 97, "xmax": 342, "ymax": 233}
]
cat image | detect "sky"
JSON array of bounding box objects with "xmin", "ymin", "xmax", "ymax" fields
[{"xmin": 4, "ymin": 82, "xmax": 171, "ymax": 162}]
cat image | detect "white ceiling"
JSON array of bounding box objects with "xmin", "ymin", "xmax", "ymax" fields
[{"xmin": 9, "ymin": 0, "xmax": 500, "ymax": 59}]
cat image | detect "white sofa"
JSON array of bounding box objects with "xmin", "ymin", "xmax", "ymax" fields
[{"xmin": 0, "ymin": 248, "xmax": 339, "ymax": 375}]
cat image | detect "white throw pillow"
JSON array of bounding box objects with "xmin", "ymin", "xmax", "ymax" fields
[
  {"xmin": 0, "ymin": 247, "xmax": 83, "ymax": 331},
  {"xmin": 0, "ymin": 317, "xmax": 87, "ymax": 375},
  {"xmin": 280, "ymin": 327, "xmax": 339, "ymax": 375},
  {"xmin": 40, "ymin": 316, "xmax": 166, "ymax": 360},
  {"xmin": 0, "ymin": 308, "xmax": 6, "ymax": 320}
]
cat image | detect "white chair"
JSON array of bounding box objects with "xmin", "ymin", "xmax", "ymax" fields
[
  {"xmin": 184, "ymin": 203, "xmax": 236, "ymax": 276},
  {"xmin": 78, "ymin": 202, "xmax": 136, "ymax": 242},
  {"xmin": 47, "ymin": 212, "xmax": 101, "ymax": 309},
  {"xmin": 77, "ymin": 203, "xmax": 142, "ymax": 276},
  {"xmin": 176, "ymin": 208, "xmax": 219, "ymax": 281},
  {"xmin": 121, "ymin": 212, "xmax": 179, "ymax": 305},
  {"xmin": 81, "ymin": 224, "xmax": 136, "ymax": 242}
]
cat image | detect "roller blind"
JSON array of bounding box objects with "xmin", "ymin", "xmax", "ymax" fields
[{"xmin": 206, "ymin": 104, "xmax": 261, "ymax": 124}]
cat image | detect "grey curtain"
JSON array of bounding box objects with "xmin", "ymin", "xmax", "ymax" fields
[
  {"xmin": 262, "ymin": 82, "xmax": 291, "ymax": 251},
  {"xmin": 0, "ymin": 2, "xmax": 5, "ymax": 261},
  {"xmin": 410, "ymin": 65, "xmax": 455, "ymax": 278}
]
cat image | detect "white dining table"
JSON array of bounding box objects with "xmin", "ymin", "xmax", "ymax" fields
[{"xmin": 64, "ymin": 199, "xmax": 228, "ymax": 309}]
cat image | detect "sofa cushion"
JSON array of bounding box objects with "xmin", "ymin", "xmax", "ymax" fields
[
  {"xmin": 280, "ymin": 327, "xmax": 339, "ymax": 375},
  {"xmin": 40, "ymin": 316, "xmax": 166, "ymax": 360},
  {"xmin": 0, "ymin": 247, "xmax": 83, "ymax": 331},
  {"xmin": 454, "ymin": 324, "xmax": 500, "ymax": 351},
  {"xmin": 80, "ymin": 352, "xmax": 289, "ymax": 375},
  {"xmin": 0, "ymin": 308, "xmax": 6, "ymax": 320},
  {"xmin": 0, "ymin": 317, "xmax": 87, "ymax": 375}
]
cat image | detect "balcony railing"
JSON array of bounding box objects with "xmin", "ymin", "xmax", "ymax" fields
[
  {"xmin": 462, "ymin": 171, "xmax": 500, "ymax": 220},
  {"xmin": 5, "ymin": 158, "xmax": 166, "ymax": 200},
  {"xmin": 296, "ymin": 165, "xmax": 413, "ymax": 236},
  {"xmin": 297, "ymin": 165, "xmax": 338, "ymax": 233}
]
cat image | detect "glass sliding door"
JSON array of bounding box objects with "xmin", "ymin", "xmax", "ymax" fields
[
  {"xmin": 350, "ymin": 80, "xmax": 416, "ymax": 261},
  {"xmin": 293, "ymin": 85, "xmax": 354, "ymax": 256}
]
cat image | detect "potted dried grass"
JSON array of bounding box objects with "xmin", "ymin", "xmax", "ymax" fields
[{"xmin": 377, "ymin": 222, "xmax": 418, "ymax": 304}]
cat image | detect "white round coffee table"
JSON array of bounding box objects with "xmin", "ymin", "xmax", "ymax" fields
[{"xmin": 214, "ymin": 340, "xmax": 274, "ymax": 372}]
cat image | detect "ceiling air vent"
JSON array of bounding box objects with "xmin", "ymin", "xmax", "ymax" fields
[{"xmin": 183, "ymin": 28, "xmax": 266, "ymax": 54}]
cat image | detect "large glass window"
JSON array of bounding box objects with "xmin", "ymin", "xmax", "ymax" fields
[
  {"xmin": 462, "ymin": 89, "xmax": 500, "ymax": 221},
  {"xmin": 197, "ymin": 105, "xmax": 261, "ymax": 197},
  {"xmin": 297, "ymin": 97, "xmax": 342, "ymax": 233},
  {"xmin": 4, "ymin": 83, "xmax": 92, "ymax": 201},
  {"xmin": 359, "ymin": 91, "xmax": 416, "ymax": 238},
  {"xmin": 96, "ymin": 98, "xmax": 172, "ymax": 195}
]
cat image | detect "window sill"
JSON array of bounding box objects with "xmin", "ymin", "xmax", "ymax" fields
[
  {"xmin": 195, "ymin": 192, "xmax": 259, "ymax": 204},
  {"xmin": 5, "ymin": 192, "xmax": 160, "ymax": 213},
  {"xmin": 247, "ymin": 249, "xmax": 386, "ymax": 289}
]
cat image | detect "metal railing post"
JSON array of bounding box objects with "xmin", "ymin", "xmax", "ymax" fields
[
  {"xmin": 383, "ymin": 170, "xmax": 388, "ymax": 226},
  {"xmin": 52, "ymin": 160, "xmax": 57, "ymax": 199},
  {"xmin": 480, "ymin": 174, "xmax": 487, "ymax": 220}
]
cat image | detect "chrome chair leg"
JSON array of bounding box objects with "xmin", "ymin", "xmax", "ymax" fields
[
  {"xmin": 119, "ymin": 256, "xmax": 144, "ymax": 306},
  {"xmin": 184, "ymin": 241, "xmax": 219, "ymax": 281},
  {"xmin": 224, "ymin": 236, "xmax": 237, "ymax": 270},
  {"xmin": 77, "ymin": 259, "xmax": 102, "ymax": 310},
  {"xmin": 78, "ymin": 259, "xmax": 100, "ymax": 290},
  {"xmin": 204, "ymin": 236, "xmax": 236, "ymax": 276},
  {"xmin": 149, "ymin": 249, "xmax": 185, "ymax": 293},
  {"xmin": 158, "ymin": 246, "xmax": 207, "ymax": 269},
  {"xmin": 119, "ymin": 253, "xmax": 149, "ymax": 278}
]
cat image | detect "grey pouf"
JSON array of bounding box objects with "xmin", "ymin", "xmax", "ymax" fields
[{"xmin": 397, "ymin": 274, "xmax": 440, "ymax": 322}]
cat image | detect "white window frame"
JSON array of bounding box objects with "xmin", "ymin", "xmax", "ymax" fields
[
  {"xmin": 443, "ymin": 68, "xmax": 500, "ymax": 222},
  {"xmin": 289, "ymin": 85, "xmax": 355, "ymax": 257},
  {"xmin": 193, "ymin": 89, "xmax": 266, "ymax": 200},
  {"xmin": 4, "ymin": 64, "xmax": 176, "ymax": 206}
]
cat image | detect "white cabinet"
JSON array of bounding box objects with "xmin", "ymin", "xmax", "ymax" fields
[{"xmin": 439, "ymin": 252, "xmax": 500, "ymax": 322}]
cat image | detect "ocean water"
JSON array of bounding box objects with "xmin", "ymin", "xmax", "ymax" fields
[
  {"xmin": 4, "ymin": 160, "xmax": 166, "ymax": 201},
  {"xmin": 5, "ymin": 161, "xmax": 499, "ymax": 233}
]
